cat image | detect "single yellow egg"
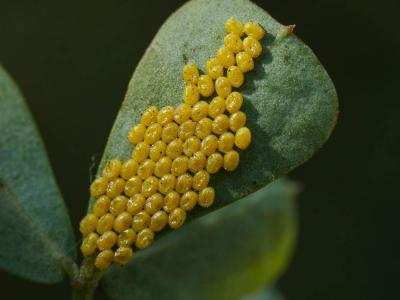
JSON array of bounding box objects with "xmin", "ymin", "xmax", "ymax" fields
[
  {"xmin": 157, "ymin": 106, "xmax": 175, "ymax": 126},
  {"xmin": 124, "ymin": 176, "xmax": 142, "ymax": 197},
  {"xmin": 149, "ymin": 210, "xmax": 169, "ymax": 232},
  {"xmin": 227, "ymin": 66, "xmax": 244, "ymax": 88},
  {"xmin": 135, "ymin": 228, "xmax": 154, "ymax": 249},
  {"xmin": 206, "ymin": 152, "xmax": 224, "ymax": 174},
  {"xmin": 244, "ymin": 21, "xmax": 265, "ymax": 40},
  {"xmin": 197, "ymin": 74, "xmax": 214, "ymax": 97},
  {"xmin": 141, "ymin": 176, "xmax": 159, "ymax": 197},
  {"xmin": 215, "ymin": 77, "xmax": 232, "ymax": 98},
  {"xmin": 174, "ymin": 103, "xmax": 192, "ymax": 124},
  {"xmin": 140, "ymin": 106, "xmax": 159, "ymax": 126},
  {"xmin": 79, "ymin": 214, "xmax": 98, "ymax": 236},
  {"xmin": 235, "ymin": 126, "xmax": 252, "ymax": 149},
  {"xmin": 126, "ymin": 194, "xmax": 146, "ymax": 216},
  {"xmin": 223, "ymin": 150, "xmax": 240, "ymax": 172},
  {"xmin": 90, "ymin": 177, "xmax": 108, "ymax": 198},
  {"xmin": 175, "ymin": 173, "xmax": 193, "ymax": 194},
  {"xmin": 96, "ymin": 213, "xmax": 115, "ymax": 234},
  {"xmin": 188, "ymin": 151, "xmax": 207, "ymax": 173},
  {"xmin": 182, "ymin": 63, "xmax": 199, "ymax": 84},
  {"xmin": 163, "ymin": 191, "xmax": 181, "ymax": 213},
  {"xmin": 243, "ymin": 36, "xmax": 262, "ymax": 58},
  {"xmin": 171, "ymin": 155, "xmax": 189, "ymax": 176},
  {"xmin": 224, "ymin": 33, "xmax": 243, "ymax": 53},
  {"xmin": 225, "ymin": 92, "xmax": 243, "ymax": 114},
  {"xmin": 114, "ymin": 247, "xmax": 133, "ymax": 266},
  {"xmin": 149, "ymin": 140, "xmax": 167, "ymax": 162},
  {"xmin": 192, "ymin": 170, "xmax": 210, "ymax": 191},
  {"xmin": 191, "ymin": 101, "xmax": 209, "ymax": 122},
  {"xmin": 225, "ymin": 17, "xmax": 244, "ymax": 36},
  {"xmin": 236, "ymin": 51, "xmax": 254, "ymax": 72},
  {"xmin": 168, "ymin": 208, "xmax": 187, "ymax": 229},
  {"xmin": 184, "ymin": 84, "xmax": 200, "ymax": 106},
  {"xmin": 102, "ymin": 159, "xmax": 122, "ymax": 180},
  {"xmin": 113, "ymin": 211, "xmax": 133, "ymax": 233},
  {"xmin": 198, "ymin": 187, "xmax": 215, "ymax": 208},
  {"xmin": 154, "ymin": 156, "xmax": 172, "ymax": 177},
  {"xmin": 131, "ymin": 142, "xmax": 150, "ymax": 163},
  {"xmin": 95, "ymin": 249, "xmax": 114, "ymax": 270},
  {"xmin": 144, "ymin": 193, "xmax": 164, "ymax": 215},
  {"xmin": 120, "ymin": 159, "xmax": 139, "ymax": 180},
  {"xmin": 92, "ymin": 195, "xmax": 111, "ymax": 217},
  {"xmin": 208, "ymin": 96, "xmax": 226, "ymax": 119},
  {"xmin": 195, "ymin": 117, "xmax": 213, "ymax": 140},
  {"xmin": 166, "ymin": 138, "xmax": 184, "ymax": 159},
  {"xmin": 161, "ymin": 122, "xmax": 179, "ymax": 143},
  {"xmin": 180, "ymin": 190, "xmax": 198, "ymax": 211},
  {"xmin": 229, "ymin": 111, "xmax": 247, "ymax": 132},
  {"xmin": 128, "ymin": 124, "xmax": 146, "ymax": 145},
  {"xmin": 158, "ymin": 173, "xmax": 176, "ymax": 194},
  {"xmin": 212, "ymin": 114, "xmax": 230, "ymax": 135},
  {"xmin": 216, "ymin": 47, "xmax": 235, "ymax": 68},
  {"xmin": 206, "ymin": 58, "xmax": 224, "ymax": 80},
  {"xmin": 109, "ymin": 195, "xmax": 128, "ymax": 216},
  {"xmin": 183, "ymin": 136, "xmax": 201, "ymax": 157},
  {"xmin": 80, "ymin": 232, "xmax": 99, "ymax": 256},
  {"xmin": 131, "ymin": 211, "xmax": 151, "ymax": 232},
  {"xmin": 97, "ymin": 231, "xmax": 118, "ymax": 250},
  {"xmin": 106, "ymin": 178, "xmax": 126, "ymax": 199},
  {"xmin": 178, "ymin": 120, "xmax": 196, "ymax": 141}
]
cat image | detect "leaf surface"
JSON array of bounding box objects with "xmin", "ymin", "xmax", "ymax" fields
[
  {"xmin": 0, "ymin": 66, "xmax": 76, "ymax": 283},
  {"xmin": 102, "ymin": 179, "xmax": 297, "ymax": 300},
  {"xmin": 94, "ymin": 0, "xmax": 338, "ymax": 218}
]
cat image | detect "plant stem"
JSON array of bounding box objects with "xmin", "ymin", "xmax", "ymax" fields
[{"xmin": 68, "ymin": 256, "xmax": 104, "ymax": 300}]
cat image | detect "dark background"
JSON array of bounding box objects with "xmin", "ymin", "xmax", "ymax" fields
[{"xmin": 0, "ymin": 0, "xmax": 399, "ymax": 299}]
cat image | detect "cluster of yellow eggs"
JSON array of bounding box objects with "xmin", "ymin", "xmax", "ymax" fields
[{"xmin": 79, "ymin": 17, "xmax": 265, "ymax": 270}]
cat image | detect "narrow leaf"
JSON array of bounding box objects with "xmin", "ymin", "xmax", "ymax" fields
[
  {"xmin": 0, "ymin": 65, "xmax": 76, "ymax": 283},
  {"xmin": 94, "ymin": 0, "xmax": 338, "ymax": 220},
  {"xmin": 102, "ymin": 179, "xmax": 297, "ymax": 300}
]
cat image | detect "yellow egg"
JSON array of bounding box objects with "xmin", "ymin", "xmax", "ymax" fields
[
  {"xmin": 223, "ymin": 150, "xmax": 240, "ymax": 172},
  {"xmin": 206, "ymin": 58, "xmax": 224, "ymax": 80},
  {"xmin": 198, "ymin": 187, "xmax": 215, "ymax": 208},
  {"xmin": 197, "ymin": 74, "xmax": 214, "ymax": 97},
  {"xmin": 140, "ymin": 106, "xmax": 159, "ymax": 126},
  {"xmin": 171, "ymin": 156, "xmax": 189, "ymax": 177},
  {"xmin": 182, "ymin": 63, "xmax": 199, "ymax": 84},
  {"xmin": 215, "ymin": 77, "xmax": 232, "ymax": 98},
  {"xmin": 126, "ymin": 194, "xmax": 146, "ymax": 216},
  {"xmin": 235, "ymin": 127, "xmax": 252, "ymax": 150},
  {"xmin": 208, "ymin": 96, "xmax": 226, "ymax": 119},
  {"xmin": 168, "ymin": 208, "xmax": 187, "ymax": 229}
]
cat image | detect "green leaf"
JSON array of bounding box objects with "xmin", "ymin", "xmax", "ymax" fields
[
  {"xmin": 102, "ymin": 179, "xmax": 297, "ymax": 300},
  {"xmin": 94, "ymin": 0, "xmax": 337, "ymax": 218},
  {"xmin": 242, "ymin": 288, "xmax": 285, "ymax": 300},
  {"xmin": 0, "ymin": 65, "xmax": 76, "ymax": 283}
]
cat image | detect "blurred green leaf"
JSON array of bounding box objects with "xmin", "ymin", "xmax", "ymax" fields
[
  {"xmin": 94, "ymin": 0, "xmax": 337, "ymax": 219},
  {"xmin": 242, "ymin": 288, "xmax": 285, "ymax": 300},
  {"xmin": 102, "ymin": 179, "xmax": 297, "ymax": 300},
  {"xmin": 0, "ymin": 66, "xmax": 76, "ymax": 283}
]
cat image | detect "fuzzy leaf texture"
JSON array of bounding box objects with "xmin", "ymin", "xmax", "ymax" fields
[
  {"xmin": 0, "ymin": 66, "xmax": 76, "ymax": 283},
  {"xmin": 102, "ymin": 179, "xmax": 297, "ymax": 300},
  {"xmin": 94, "ymin": 0, "xmax": 338, "ymax": 219}
]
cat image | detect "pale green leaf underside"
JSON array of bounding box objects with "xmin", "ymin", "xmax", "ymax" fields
[
  {"xmin": 102, "ymin": 179, "xmax": 297, "ymax": 300},
  {"xmin": 94, "ymin": 0, "xmax": 338, "ymax": 219},
  {"xmin": 0, "ymin": 66, "xmax": 76, "ymax": 283}
]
